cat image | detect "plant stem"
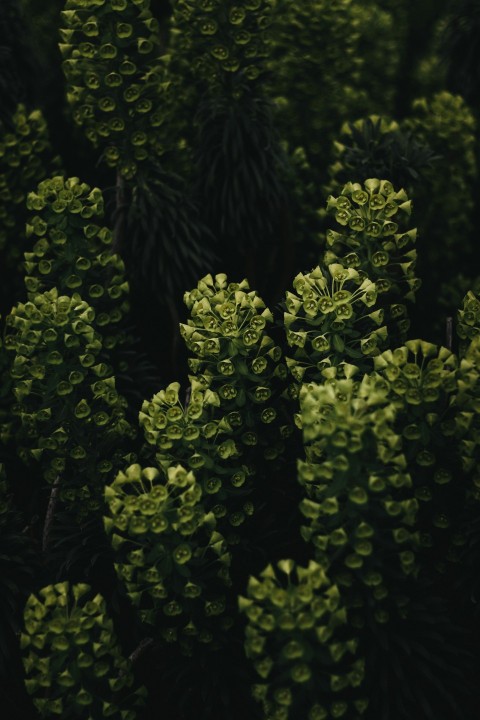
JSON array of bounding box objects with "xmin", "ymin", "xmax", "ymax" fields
[{"xmin": 42, "ymin": 475, "xmax": 61, "ymax": 552}]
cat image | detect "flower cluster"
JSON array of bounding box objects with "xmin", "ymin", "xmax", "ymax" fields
[
  {"xmin": 60, "ymin": 0, "xmax": 168, "ymax": 179},
  {"xmin": 139, "ymin": 379, "xmax": 255, "ymax": 542},
  {"xmin": 173, "ymin": 0, "xmax": 274, "ymax": 92},
  {"xmin": 104, "ymin": 463, "xmax": 231, "ymax": 647},
  {"xmin": 3, "ymin": 289, "xmax": 134, "ymax": 517},
  {"xmin": 21, "ymin": 582, "xmax": 146, "ymax": 718},
  {"xmin": 239, "ymin": 559, "xmax": 367, "ymax": 720},
  {"xmin": 181, "ymin": 273, "xmax": 290, "ymax": 462},
  {"xmin": 284, "ymin": 264, "xmax": 386, "ymax": 392},
  {"xmin": 0, "ymin": 105, "xmax": 59, "ymax": 291},
  {"xmin": 24, "ymin": 176, "xmax": 130, "ymax": 353},
  {"xmin": 457, "ymin": 290, "xmax": 480, "ymax": 357},
  {"xmin": 299, "ymin": 376, "xmax": 418, "ymax": 624},
  {"xmin": 373, "ymin": 341, "xmax": 465, "ymax": 568},
  {"xmin": 325, "ymin": 179, "xmax": 419, "ymax": 342},
  {"xmin": 453, "ymin": 336, "xmax": 480, "ymax": 501},
  {"xmin": 404, "ymin": 91, "xmax": 476, "ymax": 278},
  {"xmin": 267, "ymin": 0, "xmax": 400, "ymax": 170}
]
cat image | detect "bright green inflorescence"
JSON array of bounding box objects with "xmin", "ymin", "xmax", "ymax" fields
[
  {"xmin": 284, "ymin": 264, "xmax": 386, "ymax": 392},
  {"xmin": 172, "ymin": 0, "xmax": 274, "ymax": 93},
  {"xmin": 139, "ymin": 378, "xmax": 256, "ymax": 542},
  {"xmin": 4, "ymin": 289, "xmax": 134, "ymax": 517},
  {"xmin": 325, "ymin": 179, "xmax": 419, "ymax": 343},
  {"xmin": 0, "ymin": 105, "xmax": 60, "ymax": 301},
  {"xmin": 21, "ymin": 581, "xmax": 146, "ymax": 719},
  {"xmin": 239, "ymin": 559, "xmax": 367, "ymax": 720},
  {"xmin": 181, "ymin": 273, "xmax": 291, "ymax": 463},
  {"xmin": 104, "ymin": 463, "xmax": 231, "ymax": 647},
  {"xmin": 373, "ymin": 341, "xmax": 465, "ymax": 568},
  {"xmin": 299, "ymin": 376, "xmax": 418, "ymax": 625},
  {"xmin": 24, "ymin": 176, "xmax": 130, "ymax": 354},
  {"xmin": 60, "ymin": 0, "xmax": 169, "ymax": 179}
]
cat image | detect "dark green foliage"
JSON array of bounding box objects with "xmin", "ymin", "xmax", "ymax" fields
[
  {"xmin": 0, "ymin": 464, "xmax": 37, "ymax": 674},
  {"xmin": 441, "ymin": 0, "xmax": 480, "ymax": 113},
  {"xmin": 326, "ymin": 116, "xmax": 439, "ymax": 195}
]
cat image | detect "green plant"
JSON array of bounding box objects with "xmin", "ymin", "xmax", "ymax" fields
[{"xmin": 21, "ymin": 581, "xmax": 146, "ymax": 718}]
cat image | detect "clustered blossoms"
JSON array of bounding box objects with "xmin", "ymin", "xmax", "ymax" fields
[
  {"xmin": 373, "ymin": 341, "xmax": 465, "ymax": 567},
  {"xmin": 21, "ymin": 582, "xmax": 146, "ymax": 719},
  {"xmin": 325, "ymin": 179, "xmax": 420, "ymax": 342},
  {"xmin": 181, "ymin": 273, "xmax": 291, "ymax": 463},
  {"xmin": 267, "ymin": 0, "xmax": 400, "ymax": 170},
  {"xmin": 284, "ymin": 263, "xmax": 386, "ymax": 393},
  {"xmin": 139, "ymin": 379, "xmax": 255, "ymax": 542},
  {"xmin": 24, "ymin": 176, "xmax": 130, "ymax": 354},
  {"xmin": 173, "ymin": 0, "xmax": 274, "ymax": 92},
  {"xmin": 60, "ymin": 0, "xmax": 169, "ymax": 179},
  {"xmin": 456, "ymin": 335, "xmax": 480, "ymax": 501},
  {"xmin": 104, "ymin": 463, "xmax": 231, "ymax": 647},
  {"xmin": 4, "ymin": 289, "xmax": 134, "ymax": 517},
  {"xmin": 299, "ymin": 375, "xmax": 419, "ymax": 625},
  {"xmin": 404, "ymin": 91, "xmax": 477, "ymax": 274},
  {"xmin": 239, "ymin": 559, "xmax": 367, "ymax": 720},
  {"xmin": 457, "ymin": 290, "xmax": 480, "ymax": 358},
  {"xmin": 0, "ymin": 105, "xmax": 59, "ymax": 267}
]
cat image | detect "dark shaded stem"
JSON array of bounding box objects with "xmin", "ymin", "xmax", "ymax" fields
[
  {"xmin": 446, "ymin": 316, "xmax": 453, "ymax": 350},
  {"xmin": 129, "ymin": 637, "xmax": 154, "ymax": 664},
  {"xmin": 113, "ymin": 172, "xmax": 127, "ymax": 253},
  {"xmin": 42, "ymin": 475, "xmax": 61, "ymax": 552}
]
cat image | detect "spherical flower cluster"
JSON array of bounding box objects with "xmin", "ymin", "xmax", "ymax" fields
[
  {"xmin": 181, "ymin": 273, "xmax": 290, "ymax": 462},
  {"xmin": 239, "ymin": 559, "xmax": 367, "ymax": 720},
  {"xmin": 374, "ymin": 341, "xmax": 465, "ymax": 567},
  {"xmin": 0, "ymin": 105, "xmax": 59, "ymax": 269},
  {"xmin": 4, "ymin": 289, "xmax": 133, "ymax": 517},
  {"xmin": 457, "ymin": 290, "xmax": 480, "ymax": 357},
  {"xmin": 104, "ymin": 463, "xmax": 232, "ymax": 645},
  {"xmin": 139, "ymin": 379, "xmax": 255, "ymax": 540},
  {"xmin": 325, "ymin": 179, "xmax": 420, "ymax": 342},
  {"xmin": 24, "ymin": 176, "xmax": 130, "ymax": 353},
  {"xmin": 21, "ymin": 582, "xmax": 146, "ymax": 719},
  {"xmin": 173, "ymin": 0, "xmax": 274, "ymax": 91},
  {"xmin": 284, "ymin": 263, "xmax": 386, "ymax": 392},
  {"xmin": 60, "ymin": 0, "xmax": 168, "ymax": 178},
  {"xmin": 299, "ymin": 376, "xmax": 418, "ymax": 624}
]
